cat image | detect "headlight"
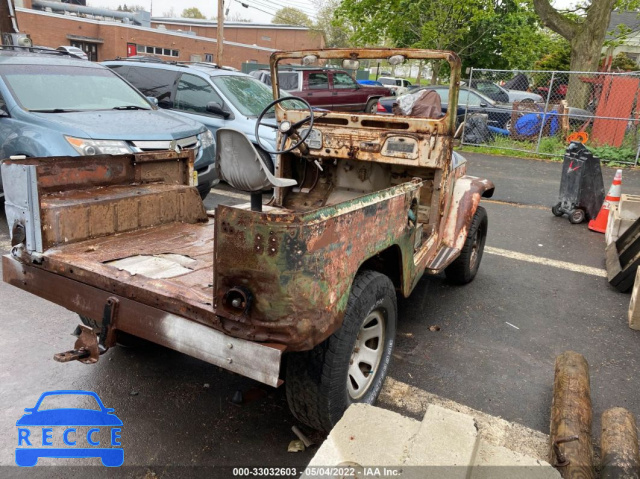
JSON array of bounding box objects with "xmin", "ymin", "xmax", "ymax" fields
[
  {"xmin": 199, "ymin": 129, "xmax": 215, "ymax": 149},
  {"xmin": 65, "ymin": 136, "xmax": 133, "ymax": 156}
]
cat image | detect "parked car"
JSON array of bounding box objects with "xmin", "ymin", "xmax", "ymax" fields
[
  {"xmin": 357, "ymin": 79, "xmax": 384, "ymax": 87},
  {"xmin": 377, "ymin": 86, "xmax": 513, "ymax": 128},
  {"xmin": 249, "ymin": 69, "xmax": 301, "ymax": 91},
  {"xmin": 378, "ymin": 86, "xmax": 592, "ymax": 130},
  {"xmin": 468, "ymin": 79, "xmax": 543, "ymax": 103},
  {"xmin": 0, "ymin": 50, "xmax": 216, "ymax": 199},
  {"xmin": 105, "ymin": 59, "xmax": 286, "ymax": 168},
  {"xmin": 249, "ymin": 68, "xmax": 392, "ymax": 112},
  {"xmin": 56, "ymin": 46, "xmax": 89, "ymax": 60},
  {"xmin": 378, "ymin": 76, "xmax": 412, "ymax": 95}
]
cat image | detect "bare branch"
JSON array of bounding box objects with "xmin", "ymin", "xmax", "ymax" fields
[{"xmin": 532, "ymin": 0, "xmax": 580, "ymax": 40}]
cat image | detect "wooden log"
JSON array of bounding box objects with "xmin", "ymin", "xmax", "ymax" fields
[
  {"xmin": 601, "ymin": 407, "xmax": 640, "ymax": 479},
  {"xmin": 550, "ymin": 351, "xmax": 595, "ymax": 479}
]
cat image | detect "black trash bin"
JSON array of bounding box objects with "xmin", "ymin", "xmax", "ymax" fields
[{"xmin": 552, "ymin": 142, "xmax": 605, "ymax": 224}]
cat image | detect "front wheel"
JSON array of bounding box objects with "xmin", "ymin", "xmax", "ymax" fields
[
  {"xmin": 285, "ymin": 270, "xmax": 397, "ymax": 432},
  {"xmin": 552, "ymin": 203, "xmax": 563, "ymax": 217},
  {"xmin": 445, "ymin": 206, "xmax": 488, "ymax": 285}
]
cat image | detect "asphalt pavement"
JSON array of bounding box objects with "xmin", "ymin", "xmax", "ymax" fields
[{"xmin": 1, "ymin": 150, "xmax": 639, "ymax": 476}]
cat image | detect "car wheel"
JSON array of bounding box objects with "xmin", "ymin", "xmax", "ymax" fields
[
  {"xmin": 445, "ymin": 206, "xmax": 488, "ymax": 285},
  {"xmin": 365, "ymin": 99, "xmax": 378, "ymax": 113},
  {"xmin": 285, "ymin": 270, "xmax": 397, "ymax": 431}
]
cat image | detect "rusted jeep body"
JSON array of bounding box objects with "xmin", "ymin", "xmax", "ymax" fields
[{"xmin": 2, "ymin": 49, "xmax": 493, "ymax": 430}]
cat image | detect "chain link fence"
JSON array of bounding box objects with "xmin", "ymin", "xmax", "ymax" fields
[{"xmin": 461, "ymin": 68, "xmax": 640, "ymax": 165}]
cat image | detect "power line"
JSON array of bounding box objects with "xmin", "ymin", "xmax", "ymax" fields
[
  {"xmin": 234, "ymin": 0, "xmax": 279, "ymax": 17},
  {"xmin": 254, "ymin": 0, "xmax": 317, "ymax": 16}
]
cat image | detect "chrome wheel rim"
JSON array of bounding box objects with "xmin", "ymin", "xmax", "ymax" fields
[{"xmin": 348, "ymin": 310, "xmax": 385, "ymax": 400}]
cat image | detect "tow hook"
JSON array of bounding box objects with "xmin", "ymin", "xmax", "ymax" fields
[{"xmin": 54, "ymin": 297, "xmax": 120, "ymax": 364}]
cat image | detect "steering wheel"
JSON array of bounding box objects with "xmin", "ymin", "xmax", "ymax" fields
[{"xmin": 255, "ymin": 96, "xmax": 314, "ymax": 155}]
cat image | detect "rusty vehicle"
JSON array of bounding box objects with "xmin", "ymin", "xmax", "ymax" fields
[{"xmin": 2, "ymin": 48, "xmax": 494, "ymax": 432}]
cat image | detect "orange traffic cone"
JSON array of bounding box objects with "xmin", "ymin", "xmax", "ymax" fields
[{"xmin": 589, "ymin": 169, "xmax": 622, "ymax": 233}]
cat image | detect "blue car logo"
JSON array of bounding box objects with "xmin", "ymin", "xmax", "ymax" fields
[{"xmin": 16, "ymin": 390, "xmax": 123, "ymax": 467}]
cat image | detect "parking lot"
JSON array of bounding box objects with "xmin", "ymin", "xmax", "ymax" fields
[{"xmin": 1, "ymin": 150, "xmax": 639, "ymax": 475}]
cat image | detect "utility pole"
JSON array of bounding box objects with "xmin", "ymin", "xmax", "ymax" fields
[{"xmin": 216, "ymin": 0, "xmax": 224, "ymax": 66}]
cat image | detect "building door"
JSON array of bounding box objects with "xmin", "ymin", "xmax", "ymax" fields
[{"xmin": 71, "ymin": 41, "xmax": 98, "ymax": 61}]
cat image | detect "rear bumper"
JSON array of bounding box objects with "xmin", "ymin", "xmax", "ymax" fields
[{"xmin": 2, "ymin": 255, "xmax": 284, "ymax": 387}]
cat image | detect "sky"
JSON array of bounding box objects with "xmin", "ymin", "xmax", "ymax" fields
[{"xmin": 88, "ymin": 0, "xmax": 319, "ymax": 23}]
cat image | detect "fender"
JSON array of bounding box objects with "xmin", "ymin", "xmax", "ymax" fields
[{"xmin": 442, "ymin": 175, "xmax": 494, "ymax": 250}]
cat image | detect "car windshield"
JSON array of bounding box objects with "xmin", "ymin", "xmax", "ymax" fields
[
  {"xmin": 211, "ymin": 75, "xmax": 294, "ymax": 117},
  {"xmin": 1, "ymin": 64, "xmax": 151, "ymax": 112}
]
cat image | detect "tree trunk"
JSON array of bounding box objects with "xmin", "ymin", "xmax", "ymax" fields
[
  {"xmin": 430, "ymin": 60, "xmax": 441, "ymax": 85},
  {"xmin": 566, "ymin": 8, "xmax": 614, "ymax": 108},
  {"xmin": 532, "ymin": 0, "xmax": 617, "ymax": 109},
  {"xmin": 549, "ymin": 351, "xmax": 595, "ymax": 479}
]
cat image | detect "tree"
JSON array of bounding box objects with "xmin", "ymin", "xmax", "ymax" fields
[
  {"xmin": 461, "ymin": 0, "xmax": 562, "ymax": 71},
  {"xmin": 336, "ymin": 0, "xmax": 495, "ymax": 83},
  {"xmin": 610, "ymin": 51, "xmax": 640, "ymax": 70},
  {"xmin": 162, "ymin": 7, "xmax": 177, "ymax": 17},
  {"xmin": 312, "ymin": 0, "xmax": 351, "ymax": 47},
  {"xmin": 272, "ymin": 7, "xmax": 313, "ymax": 27},
  {"xmin": 182, "ymin": 7, "xmax": 206, "ymax": 19},
  {"xmin": 532, "ymin": 0, "xmax": 640, "ymax": 106}
]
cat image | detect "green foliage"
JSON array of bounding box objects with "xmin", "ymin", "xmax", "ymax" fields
[
  {"xmin": 314, "ymin": 0, "xmax": 351, "ymax": 47},
  {"xmin": 181, "ymin": 7, "xmax": 206, "ymax": 19},
  {"xmin": 463, "ymin": 0, "xmax": 557, "ymax": 70},
  {"xmin": 610, "ymin": 52, "xmax": 639, "ymax": 71},
  {"xmin": 272, "ymin": 7, "xmax": 313, "ymax": 27},
  {"xmin": 589, "ymin": 145, "xmax": 637, "ymax": 163},
  {"xmin": 534, "ymin": 37, "xmax": 571, "ymax": 70}
]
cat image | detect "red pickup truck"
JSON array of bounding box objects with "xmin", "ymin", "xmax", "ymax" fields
[{"xmin": 250, "ymin": 68, "xmax": 392, "ymax": 113}]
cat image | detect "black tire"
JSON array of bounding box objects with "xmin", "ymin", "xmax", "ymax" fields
[
  {"xmin": 551, "ymin": 203, "xmax": 563, "ymax": 217},
  {"xmin": 197, "ymin": 181, "xmax": 212, "ymax": 200},
  {"xmin": 445, "ymin": 206, "xmax": 488, "ymax": 285},
  {"xmin": 285, "ymin": 270, "xmax": 397, "ymax": 432},
  {"xmin": 569, "ymin": 209, "xmax": 585, "ymax": 224},
  {"xmin": 365, "ymin": 98, "xmax": 379, "ymax": 113},
  {"xmin": 256, "ymin": 146, "xmax": 275, "ymax": 174},
  {"xmin": 78, "ymin": 315, "xmax": 148, "ymax": 348}
]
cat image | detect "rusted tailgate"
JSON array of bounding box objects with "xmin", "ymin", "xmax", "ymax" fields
[{"xmin": 3, "ymin": 255, "xmax": 284, "ymax": 387}]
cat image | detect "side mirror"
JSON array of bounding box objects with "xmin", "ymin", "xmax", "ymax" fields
[
  {"xmin": 479, "ymin": 102, "xmax": 488, "ymax": 108},
  {"xmin": 146, "ymin": 96, "xmax": 159, "ymax": 106},
  {"xmin": 206, "ymin": 102, "xmax": 230, "ymax": 118},
  {"xmin": 158, "ymin": 99, "xmax": 173, "ymax": 109}
]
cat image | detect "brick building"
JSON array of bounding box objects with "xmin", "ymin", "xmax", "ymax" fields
[{"xmin": 13, "ymin": 0, "xmax": 323, "ymax": 68}]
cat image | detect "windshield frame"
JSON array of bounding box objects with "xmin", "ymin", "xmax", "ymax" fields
[{"xmin": 0, "ymin": 63, "xmax": 153, "ymax": 113}]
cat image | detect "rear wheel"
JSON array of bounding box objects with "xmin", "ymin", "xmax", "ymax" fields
[
  {"xmin": 445, "ymin": 206, "xmax": 488, "ymax": 285},
  {"xmin": 552, "ymin": 203, "xmax": 563, "ymax": 217},
  {"xmin": 365, "ymin": 98, "xmax": 379, "ymax": 113},
  {"xmin": 285, "ymin": 270, "xmax": 397, "ymax": 431}
]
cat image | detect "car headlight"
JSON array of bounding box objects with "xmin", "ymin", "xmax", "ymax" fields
[
  {"xmin": 65, "ymin": 136, "xmax": 133, "ymax": 156},
  {"xmin": 199, "ymin": 129, "xmax": 215, "ymax": 150}
]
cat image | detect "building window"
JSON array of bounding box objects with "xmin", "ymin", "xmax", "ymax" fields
[
  {"xmin": 137, "ymin": 45, "xmax": 179, "ymax": 58},
  {"xmin": 205, "ymin": 53, "xmax": 213, "ymax": 62},
  {"xmin": 261, "ymin": 36, "xmax": 271, "ymax": 41}
]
